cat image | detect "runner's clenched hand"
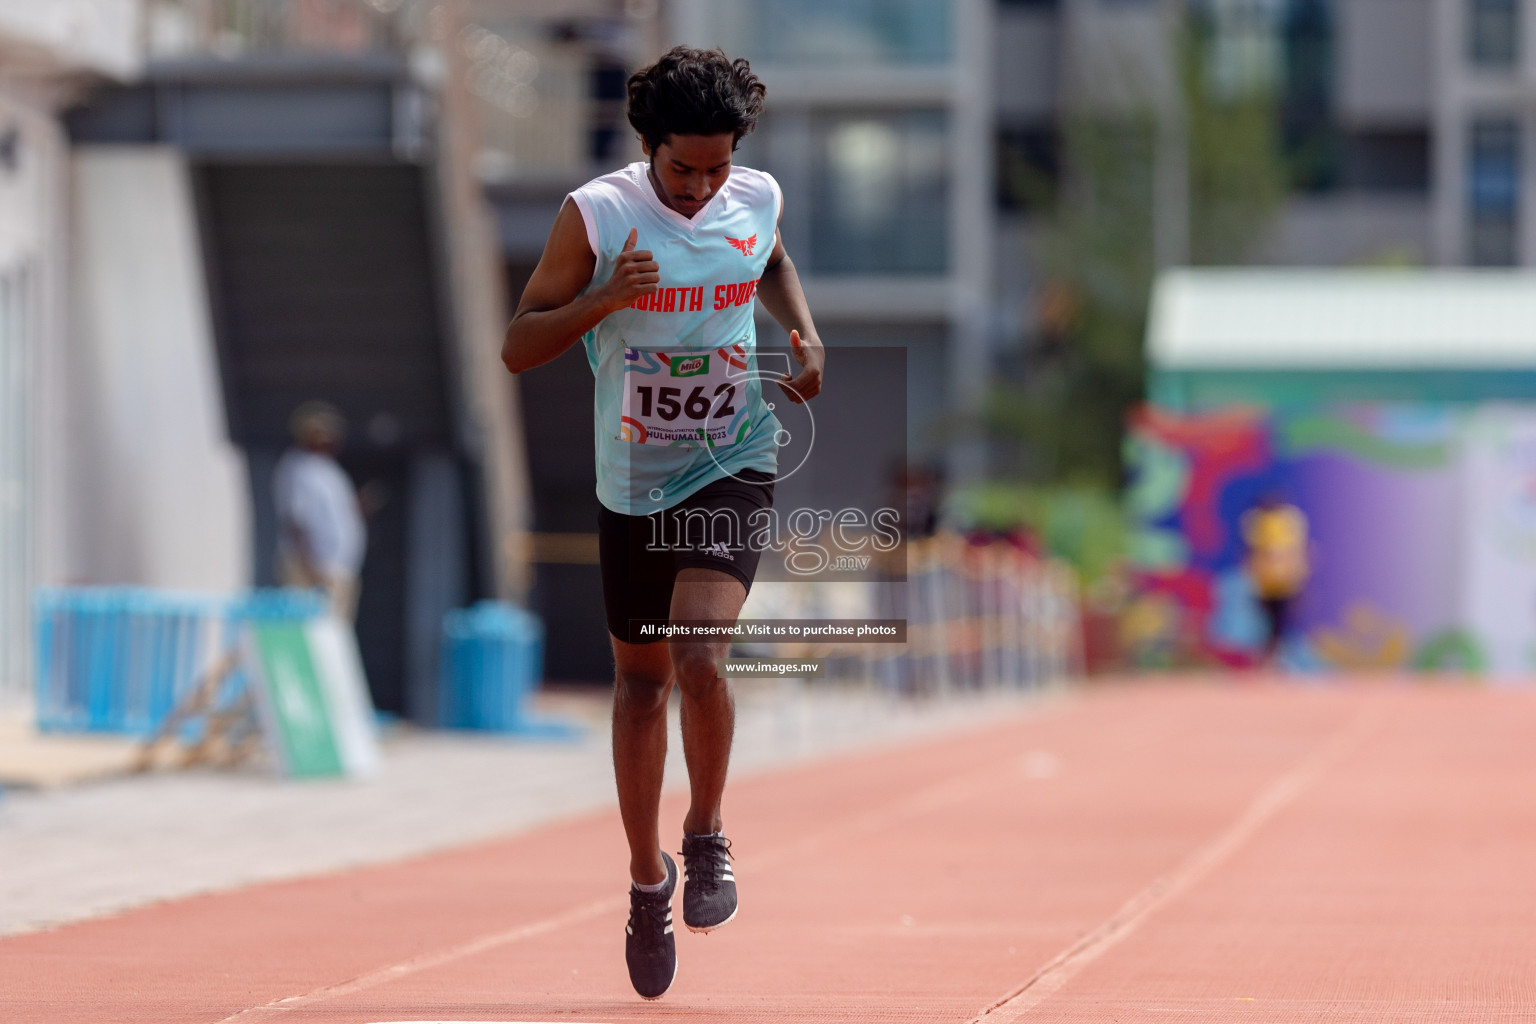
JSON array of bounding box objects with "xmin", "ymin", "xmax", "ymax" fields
[
  {"xmin": 599, "ymin": 227, "xmax": 660, "ymax": 313},
  {"xmin": 777, "ymin": 329, "xmax": 824, "ymax": 404}
]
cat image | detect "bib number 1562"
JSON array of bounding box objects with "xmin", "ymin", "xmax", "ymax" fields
[
  {"xmin": 620, "ymin": 347, "xmax": 752, "ymax": 447},
  {"xmin": 631, "ymin": 381, "xmax": 734, "ymax": 422}
]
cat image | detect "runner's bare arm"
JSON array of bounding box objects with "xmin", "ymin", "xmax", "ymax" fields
[
  {"xmin": 756, "ymin": 228, "xmax": 824, "ymax": 403},
  {"xmin": 502, "ymin": 201, "xmax": 660, "ymax": 374}
]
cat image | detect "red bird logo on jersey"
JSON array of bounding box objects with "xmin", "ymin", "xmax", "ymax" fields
[{"xmin": 726, "ymin": 234, "xmax": 757, "ymax": 256}]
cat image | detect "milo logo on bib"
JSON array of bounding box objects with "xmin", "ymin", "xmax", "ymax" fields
[{"xmin": 671, "ymin": 355, "xmax": 709, "ymax": 377}]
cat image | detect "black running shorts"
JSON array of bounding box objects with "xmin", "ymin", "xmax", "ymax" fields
[{"xmin": 598, "ymin": 469, "xmax": 775, "ymax": 644}]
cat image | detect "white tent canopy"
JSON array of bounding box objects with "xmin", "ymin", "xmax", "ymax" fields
[{"xmin": 1147, "ymin": 269, "xmax": 1536, "ymax": 370}]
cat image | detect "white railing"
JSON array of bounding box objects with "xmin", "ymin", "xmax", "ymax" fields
[
  {"xmin": 741, "ymin": 533, "xmax": 1085, "ymax": 694},
  {"xmin": 144, "ymin": 0, "xmax": 420, "ymax": 59}
]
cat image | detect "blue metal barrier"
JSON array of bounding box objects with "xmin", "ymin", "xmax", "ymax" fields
[
  {"xmin": 439, "ymin": 602, "xmax": 579, "ymax": 739},
  {"xmin": 34, "ymin": 588, "xmax": 223, "ymax": 736},
  {"xmin": 33, "ymin": 587, "xmax": 330, "ymax": 738},
  {"xmin": 36, "ymin": 588, "xmax": 579, "ymax": 742}
]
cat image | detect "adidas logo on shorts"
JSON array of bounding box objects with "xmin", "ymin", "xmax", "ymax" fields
[{"xmin": 705, "ymin": 541, "xmax": 733, "ymax": 560}]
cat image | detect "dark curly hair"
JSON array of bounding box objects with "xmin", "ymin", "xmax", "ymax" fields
[{"xmin": 626, "ymin": 47, "xmax": 766, "ymax": 152}]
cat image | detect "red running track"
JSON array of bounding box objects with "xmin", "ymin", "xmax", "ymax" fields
[{"xmin": 6, "ymin": 680, "xmax": 1536, "ymax": 1023}]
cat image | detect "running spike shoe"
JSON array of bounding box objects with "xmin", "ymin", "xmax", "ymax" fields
[
  {"xmin": 624, "ymin": 851, "xmax": 678, "ymax": 999},
  {"xmin": 680, "ymin": 833, "xmax": 737, "ymax": 933}
]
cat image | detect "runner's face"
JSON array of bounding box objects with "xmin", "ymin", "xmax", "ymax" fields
[{"xmin": 643, "ymin": 133, "xmax": 735, "ymax": 219}]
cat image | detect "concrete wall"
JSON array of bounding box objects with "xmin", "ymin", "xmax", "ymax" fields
[
  {"xmin": 0, "ymin": 90, "xmax": 66, "ymax": 709},
  {"xmin": 1336, "ymin": 0, "xmax": 1434, "ymax": 128},
  {"xmin": 68, "ymin": 146, "xmax": 250, "ymax": 592},
  {"xmin": 0, "ymin": 0, "xmax": 138, "ymax": 709},
  {"xmin": 1062, "ymin": 0, "xmax": 1176, "ymax": 114},
  {"xmin": 1256, "ymin": 194, "xmax": 1434, "ymax": 266},
  {"xmin": 996, "ymin": 6, "xmax": 1060, "ymax": 123}
]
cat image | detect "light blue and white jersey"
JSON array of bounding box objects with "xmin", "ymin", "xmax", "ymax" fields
[{"xmin": 569, "ymin": 161, "xmax": 783, "ymax": 516}]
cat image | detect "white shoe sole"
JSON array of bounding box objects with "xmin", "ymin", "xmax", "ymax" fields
[{"xmin": 685, "ymin": 902, "xmax": 738, "ymax": 934}]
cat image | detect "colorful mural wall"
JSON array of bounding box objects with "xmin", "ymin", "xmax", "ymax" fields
[{"xmin": 1125, "ymin": 404, "xmax": 1536, "ymax": 675}]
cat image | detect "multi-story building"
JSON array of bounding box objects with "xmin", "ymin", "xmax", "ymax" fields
[
  {"xmin": 994, "ymin": 0, "xmax": 1436, "ymax": 267},
  {"xmin": 476, "ymin": 0, "xmax": 1480, "ymax": 678},
  {"xmin": 671, "ymin": 0, "xmax": 995, "ymax": 462},
  {"xmin": 1433, "ymin": 0, "xmax": 1536, "ymax": 266},
  {"xmin": 478, "ymin": 1, "xmax": 995, "ymax": 678}
]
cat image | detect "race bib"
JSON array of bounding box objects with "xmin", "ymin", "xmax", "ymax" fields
[{"xmin": 620, "ymin": 346, "xmax": 754, "ymax": 448}]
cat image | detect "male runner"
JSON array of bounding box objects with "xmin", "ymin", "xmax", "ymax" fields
[{"xmin": 501, "ymin": 47, "xmax": 824, "ymax": 999}]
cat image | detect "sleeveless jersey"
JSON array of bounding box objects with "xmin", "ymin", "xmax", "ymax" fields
[{"xmin": 569, "ymin": 161, "xmax": 783, "ymax": 515}]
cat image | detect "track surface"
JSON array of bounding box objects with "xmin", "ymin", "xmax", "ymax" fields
[{"xmin": 6, "ymin": 680, "xmax": 1536, "ymax": 1023}]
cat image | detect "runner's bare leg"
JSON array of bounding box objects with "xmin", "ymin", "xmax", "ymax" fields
[
  {"xmin": 669, "ymin": 567, "xmax": 746, "ymax": 837},
  {"xmin": 611, "ymin": 567, "xmax": 745, "ymax": 882},
  {"xmin": 611, "ymin": 637, "xmax": 674, "ymax": 886}
]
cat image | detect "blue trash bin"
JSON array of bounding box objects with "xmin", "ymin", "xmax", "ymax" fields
[{"xmin": 439, "ymin": 602, "xmax": 579, "ymax": 739}]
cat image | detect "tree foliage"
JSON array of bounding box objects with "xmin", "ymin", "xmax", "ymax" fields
[{"xmin": 987, "ymin": 17, "xmax": 1288, "ymax": 490}]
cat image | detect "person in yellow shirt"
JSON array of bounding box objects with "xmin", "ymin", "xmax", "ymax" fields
[{"xmin": 1242, "ymin": 494, "xmax": 1310, "ymax": 662}]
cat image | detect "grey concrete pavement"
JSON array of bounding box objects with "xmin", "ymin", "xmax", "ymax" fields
[{"xmin": 0, "ymin": 680, "xmax": 1057, "ymax": 938}]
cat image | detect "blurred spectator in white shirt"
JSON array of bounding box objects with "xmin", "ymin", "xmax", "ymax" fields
[{"xmin": 274, "ymin": 401, "xmax": 365, "ymax": 622}]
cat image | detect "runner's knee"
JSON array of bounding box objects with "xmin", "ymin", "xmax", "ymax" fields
[
  {"xmin": 670, "ymin": 644, "xmax": 723, "ymax": 697},
  {"xmin": 615, "ymin": 667, "xmax": 671, "ymax": 717}
]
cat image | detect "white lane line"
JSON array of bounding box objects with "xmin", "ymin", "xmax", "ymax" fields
[
  {"xmin": 219, "ymin": 768, "xmax": 995, "ymax": 1021},
  {"xmin": 972, "ymin": 709, "xmax": 1378, "ymax": 1022},
  {"xmin": 216, "ymin": 896, "xmax": 624, "ymax": 1023},
  {"xmin": 212, "ymin": 711, "xmax": 1046, "ymax": 1022}
]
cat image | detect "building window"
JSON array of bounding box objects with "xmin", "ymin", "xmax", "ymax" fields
[
  {"xmin": 1192, "ymin": 0, "xmax": 1336, "ymax": 191},
  {"xmin": 1200, "ymin": 0, "xmax": 1288, "ymax": 100},
  {"xmin": 1340, "ymin": 130, "xmax": 1430, "ymax": 194},
  {"xmin": 808, "ymin": 112, "xmax": 949, "ymax": 274},
  {"xmin": 706, "ymin": 0, "xmax": 952, "ymax": 66},
  {"xmin": 1469, "ymin": 0, "xmax": 1519, "ymax": 69},
  {"xmin": 996, "ymin": 126, "xmax": 1059, "ymax": 212},
  {"xmin": 1469, "ymin": 117, "xmax": 1520, "ymax": 266},
  {"xmin": 1281, "ymin": 0, "xmax": 1337, "ymax": 191}
]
